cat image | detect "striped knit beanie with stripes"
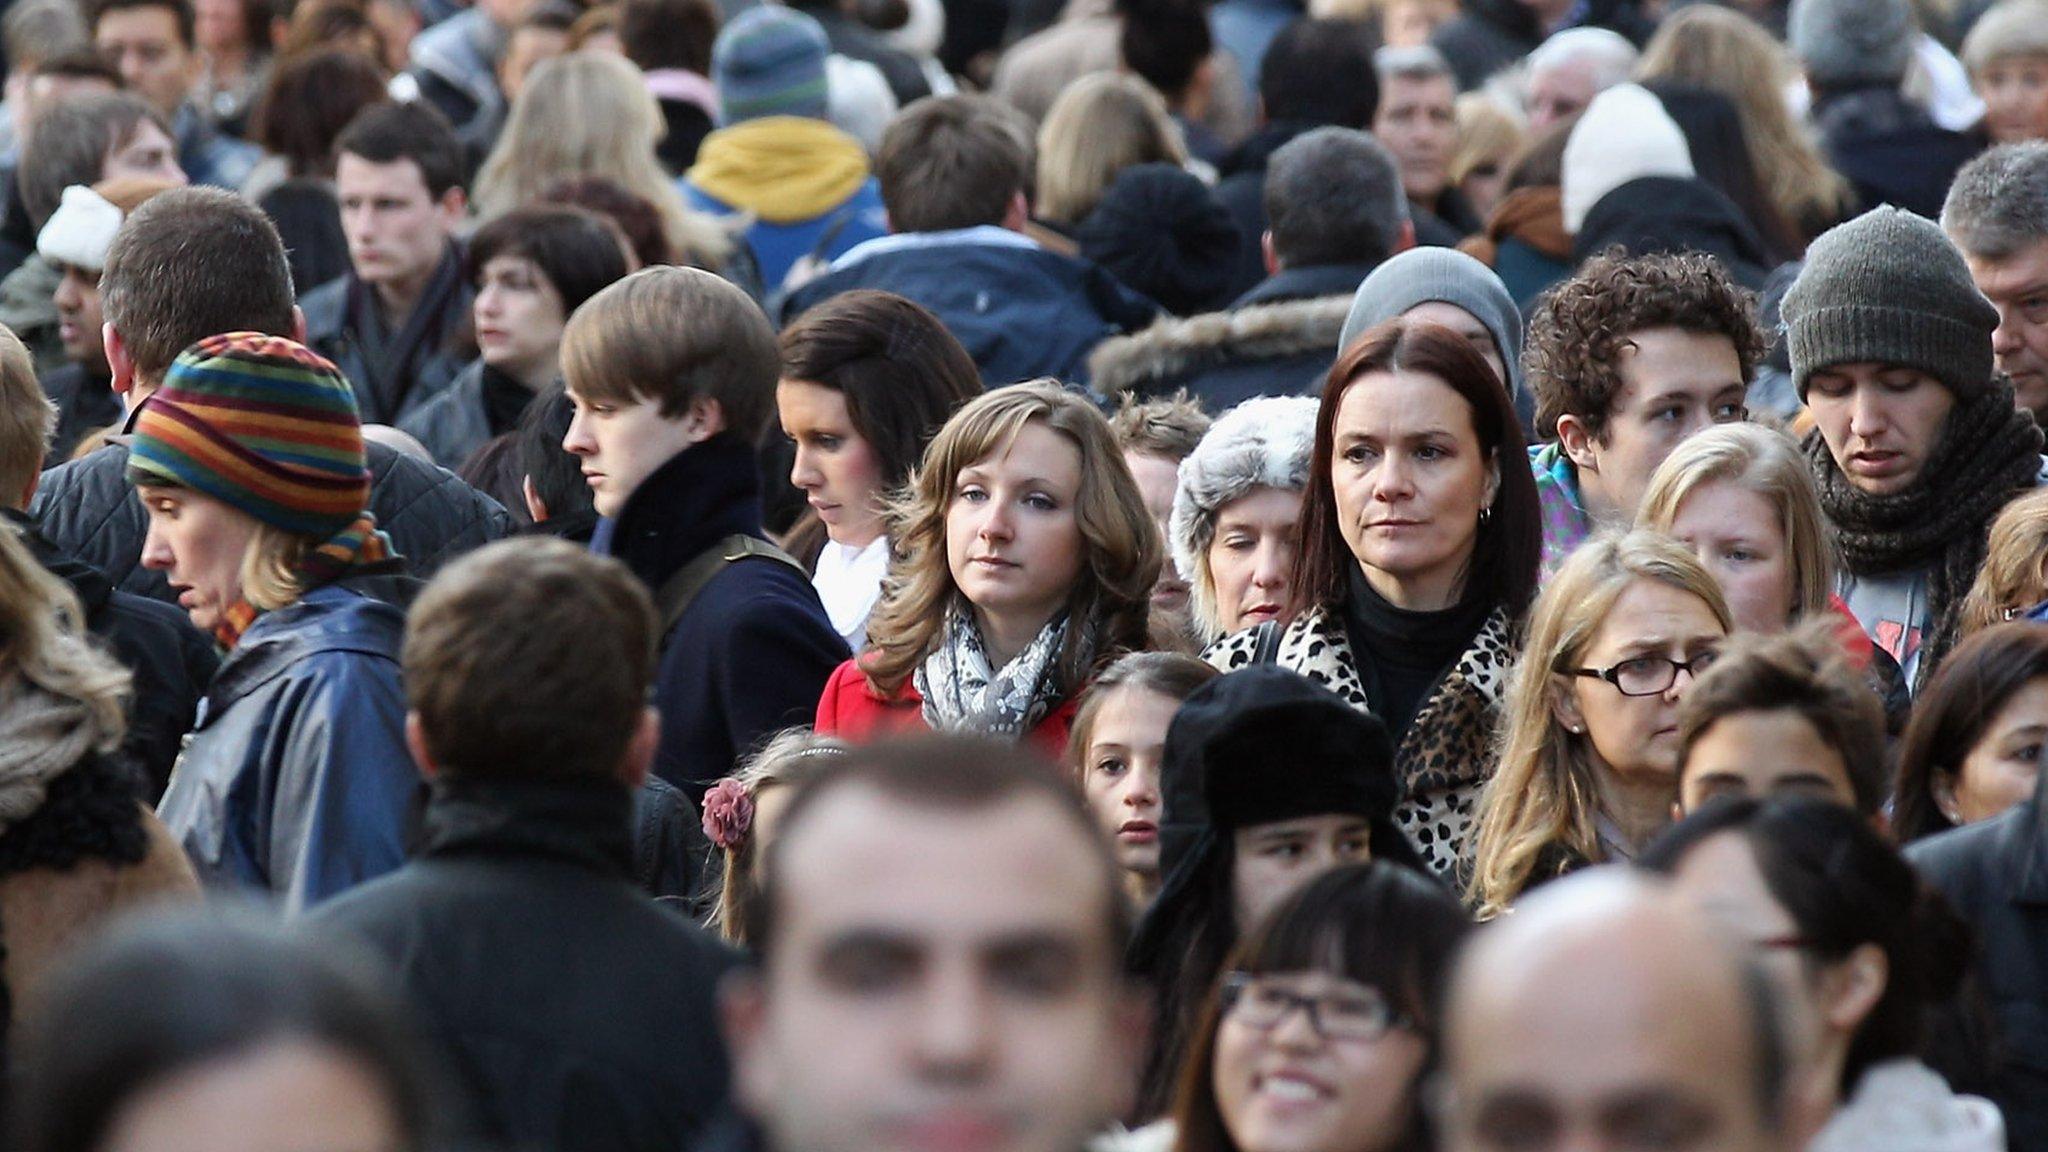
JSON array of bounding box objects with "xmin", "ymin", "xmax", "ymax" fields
[{"xmin": 127, "ymin": 332, "xmax": 371, "ymax": 538}]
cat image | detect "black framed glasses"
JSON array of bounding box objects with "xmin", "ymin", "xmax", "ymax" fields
[
  {"xmin": 1220, "ymin": 972, "xmax": 1413, "ymax": 1042},
  {"xmin": 1570, "ymin": 652, "xmax": 1719, "ymax": 697}
]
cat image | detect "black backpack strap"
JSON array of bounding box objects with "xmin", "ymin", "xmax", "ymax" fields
[
  {"xmin": 653, "ymin": 534, "xmax": 807, "ymax": 641},
  {"xmin": 1250, "ymin": 619, "xmax": 1282, "ymax": 665}
]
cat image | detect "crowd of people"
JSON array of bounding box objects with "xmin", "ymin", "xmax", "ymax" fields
[{"xmin": 0, "ymin": 0, "xmax": 2045, "ymax": 1146}]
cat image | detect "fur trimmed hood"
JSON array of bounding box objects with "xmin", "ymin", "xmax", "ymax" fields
[
  {"xmin": 1169, "ymin": 396, "xmax": 1318, "ymax": 637},
  {"xmin": 1087, "ymin": 294, "xmax": 1355, "ymax": 398}
]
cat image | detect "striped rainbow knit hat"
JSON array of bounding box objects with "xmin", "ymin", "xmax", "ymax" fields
[{"xmin": 127, "ymin": 332, "xmax": 371, "ymax": 538}]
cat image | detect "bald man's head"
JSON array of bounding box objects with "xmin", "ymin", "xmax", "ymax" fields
[{"xmin": 1439, "ymin": 872, "xmax": 1790, "ymax": 1152}]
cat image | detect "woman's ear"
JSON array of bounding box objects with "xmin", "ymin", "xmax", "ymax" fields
[
  {"xmin": 1931, "ymin": 768, "xmax": 1963, "ymax": 825},
  {"xmin": 1549, "ymin": 678, "xmax": 1586, "ymax": 736},
  {"xmin": 1817, "ymin": 943, "xmax": 1889, "ymax": 1035},
  {"xmin": 1484, "ymin": 451, "xmax": 1501, "ymax": 513}
]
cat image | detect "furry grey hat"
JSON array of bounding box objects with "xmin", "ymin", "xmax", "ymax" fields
[
  {"xmin": 1787, "ymin": 0, "xmax": 1915, "ymax": 89},
  {"xmin": 1170, "ymin": 396, "xmax": 1318, "ymax": 639}
]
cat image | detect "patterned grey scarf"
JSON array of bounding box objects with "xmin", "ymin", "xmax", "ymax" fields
[{"xmin": 916, "ymin": 601, "xmax": 1071, "ymax": 739}]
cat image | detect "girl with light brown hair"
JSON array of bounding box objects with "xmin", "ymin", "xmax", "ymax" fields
[{"xmin": 815, "ymin": 381, "xmax": 1160, "ymax": 755}]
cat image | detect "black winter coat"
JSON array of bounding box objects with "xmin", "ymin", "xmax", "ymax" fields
[
  {"xmin": 8, "ymin": 511, "xmax": 216, "ymax": 799},
  {"xmin": 593, "ymin": 435, "xmax": 847, "ymax": 805},
  {"xmin": 39, "ymin": 361, "xmax": 122, "ymax": 462},
  {"xmin": 1214, "ymin": 121, "xmax": 1320, "ymax": 298},
  {"xmin": 30, "ymin": 432, "xmax": 512, "ymax": 604},
  {"xmin": 1572, "ymin": 176, "xmax": 1779, "ymax": 292},
  {"xmin": 1908, "ymin": 790, "xmax": 2048, "ymax": 1152},
  {"xmin": 1812, "ymin": 86, "xmax": 1984, "ymax": 221},
  {"xmin": 314, "ymin": 776, "xmax": 742, "ymax": 1152}
]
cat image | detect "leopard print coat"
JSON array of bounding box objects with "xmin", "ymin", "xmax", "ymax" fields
[{"xmin": 1202, "ymin": 605, "xmax": 1517, "ymax": 881}]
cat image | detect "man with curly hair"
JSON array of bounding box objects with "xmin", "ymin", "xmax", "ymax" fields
[{"xmin": 1523, "ymin": 250, "xmax": 1767, "ymax": 575}]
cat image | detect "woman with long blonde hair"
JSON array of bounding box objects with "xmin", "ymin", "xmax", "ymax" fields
[
  {"xmin": 473, "ymin": 51, "xmax": 730, "ymax": 269},
  {"xmin": 1637, "ymin": 6, "xmax": 1855, "ymax": 247},
  {"xmin": 1035, "ymin": 72, "xmax": 1189, "ymax": 227},
  {"xmin": 814, "ymin": 381, "xmax": 1159, "ymax": 755},
  {"xmin": 1468, "ymin": 529, "xmax": 1732, "ymax": 918}
]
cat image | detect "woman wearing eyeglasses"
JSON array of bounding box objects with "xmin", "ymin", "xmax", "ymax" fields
[
  {"xmin": 1639, "ymin": 798, "xmax": 2003, "ymax": 1152},
  {"xmin": 1169, "ymin": 862, "xmax": 1472, "ymax": 1152},
  {"xmin": 1467, "ymin": 530, "xmax": 1732, "ymax": 919}
]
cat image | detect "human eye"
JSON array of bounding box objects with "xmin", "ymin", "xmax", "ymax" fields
[
  {"xmin": 813, "ymin": 434, "xmax": 842, "ymax": 450},
  {"xmin": 1341, "ymin": 441, "xmax": 1376, "ymax": 464},
  {"xmin": 1651, "ymin": 404, "xmax": 1686, "ymax": 424},
  {"xmin": 2010, "ymin": 743, "xmax": 2044, "ymax": 769},
  {"xmin": 1261, "ymin": 838, "xmax": 1306, "ymax": 860},
  {"xmin": 1474, "ymin": 1098, "xmax": 1558, "ymax": 1152},
  {"xmin": 1337, "ymin": 829, "xmax": 1373, "ymax": 857},
  {"xmin": 2021, "ymin": 295, "xmax": 2048, "ymax": 323},
  {"xmin": 990, "ymin": 940, "xmax": 1083, "ymax": 997},
  {"xmin": 957, "ymin": 484, "xmax": 988, "ymax": 503},
  {"xmin": 1221, "ymin": 531, "xmax": 1254, "ymax": 552},
  {"xmin": 818, "ymin": 938, "xmax": 919, "ymax": 994},
  {"xmin": 1607, "ymin": 1097, "xmax": 1715, "ymax": 1151},
  {"xmin": 1712, "ymin": 400, "xmax": 1747, "ymax": 421},
  {"xmin": 1092, "ymin": 754, "xmax": 1128, "ymax": 778},
  {"xmin": 1722, "ymin": 545, "xmax": 1755, "ymax": 563},
  {"xmin": 1415, "ymin": 441, "xmax": 1447, "ymax": 461},
  {"xmin": 1024, "ymin": 491, "xmax": 1059, "ymax": 511}
]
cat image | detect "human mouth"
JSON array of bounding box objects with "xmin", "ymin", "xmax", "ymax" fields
[
  {"xmin": 1846, "ymin": 450, "xmax": 1903, "ymax": 477},
  {"xmin": 1367, "ymin": 518, "xmax": 1424, "ymax": 531},
  {"xmin": 1240, "ymin": 603, "xmax": 1283, "ymax": 624},
  {"xmin": 969, "ymin": 556, "xmax": 1016, "ymax": 572},
  {"xmin": 890, "ymin": 1111, "xmax": 1012, "ymax": 1152},
  {"xmin": 582, "ymin": 469, "xmax": 605, "ymax": 490},
  {"xmin": 1118, "ymin": 819, "xmax": 1157, "ymax": 843},
  {"xmin": 1254, "ymin": 1068, "xmax": 1336, "ymax": 1106}
]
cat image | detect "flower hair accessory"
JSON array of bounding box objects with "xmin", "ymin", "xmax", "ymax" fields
[{"xmin": 702, "ymin": 778, "xmax": 755, "ymax": 851}]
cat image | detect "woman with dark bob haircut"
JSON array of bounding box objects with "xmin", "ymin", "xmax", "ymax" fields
[
  {"xmin": 777, "ymin": 290, "xmax": 984, "ymax": 651},
  {"xmin": 1204, "ymin": 318, "xmax": 1542, "ymax": 881},
  {"xmin": 1892, "ymin": 622, "xmax": 2048, "ymax": 843},
  {"xmin": 1169, "ymin": 862, "xmax": 1472, "ymax": 1152},
  {"xmin": 1640, "ymin": 798, "xmax": 2001, "ymax": 1151},
  {"xmin": 10, "ymin": 907, "xmax": 450, "ymax": 1152},
  {"xmin": 399, "ymin": 205, "xmax": 634, "ymax": 469}
]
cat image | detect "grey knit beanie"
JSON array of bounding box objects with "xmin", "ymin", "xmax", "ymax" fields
[
  {"xmin": 1783, "ymin": 207, "xmax": 1998, "ymax": 401},
  {"xmin": 1341, "ymin": 247, "xmax": 1524, "ymax": 401},
  {"xmin": 1787, "ymin": 0, "xmax": 1916, "ymax": 89}
]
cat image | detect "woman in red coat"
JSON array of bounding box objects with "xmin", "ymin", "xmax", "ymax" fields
[{"xmin": 816, "ymin": 381, "xmax": 1159, "ymax": 755}]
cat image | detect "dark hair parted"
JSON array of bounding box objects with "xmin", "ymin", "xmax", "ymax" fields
[
  {"xmin": 1064, "ymin": 651, "xmax": 1218, "ymax": 774},
  {"xmin": 1525, "ymin": 249, "xmax": 1767, "ymax": 442},
  {"xmin": 334, "ymin": 99, "xmax": 465, "ymax": 199},
  {"xmin": 1293, "ymin": 318, "xmax": 1542, "ymax": 621},
  {"xmin": 745, "ymin": 734, "xmax": 1132, "ymax": 962},
  {"xmin": 1638, "ymin": 796, "xmax": 1974, "ymax": 1097},
  {"xmin": 19, "ymin": 90, "xmax": 166, "ymax": 227},
  {"xmin": 249, "ymin": 47, "xmax": 390, "ymax": 177},
  {"xmin": 539, "ymin": 175, "xmax": 672, "ymax": 268},
  {"xmin": 860, "ymin": 382, "xmax": 1161, "ymax": 700},
  {"xmin": 560, "ymin": 265, "xmax": 781, "ymax": 441},
  {"xmin": 85, "ymin": 0, "xmax": 193, "ymax": 47},
  {"xmin": 777, "ymin": 289, "xmax": 984, "ymax": 563},
  {"xmin": 1258, "ymin": 18, "xmax": 1380, "ymax": 128},
  {"xmin": 1675, "ymin": 620, "xmax": 1889, "ymax": 815},
  {"xmin": 468, "ymin": 205, "xmax": 632, "ymax": 315},
  {"xmin": 1172, "ymin": 864, "xmax": 1472, "ymax": 1152},
  {"xmin": 100, "ymin": 186, "xmax": 296, "ymax": 383},
  {"xmin": 618, "ymin": 0, "xmax": 718, "ymax": 75},
  {"xmin": 876, "ymin": 94, "xmax": 1032, "ymax": 233},
  {"xmin": 1892, "ymin": 621, "xmax": 2048, "ymax": 842},
  {"xmin": 11, "ymin": 907, "xmax": 445, "ymax": 1152},
  {"xmin": 517, "ymin": 384, "xmax": 596, "ymax": 532},
  {"xmin": 404, "ymin": 538, "xmax": 657, "ymax": 781}
]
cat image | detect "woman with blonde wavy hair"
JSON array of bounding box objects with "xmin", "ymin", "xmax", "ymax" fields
[
  {"xmin": 815, "ymin": 381, "xmax": 1160, "ymax": 755},
  {"xmin": 698, "ymin": 729, "xmax": 849, "ymax": 945},
  {"xmin": 1468, "ymin": 529, "xmax": 1732, "ymax": 918},
  {"xmin": 472, "ymin": 51, "xmax": 730, "ymax": 270},
  {"xmin": 1958, "ymin": 487, "xmax": 2048, "ymax": 636},
  {"xmin": 1636, "ymin": 422, "xmax": 1832, "ymax": 634},
  {"xmin": 0, "ymin": 512, "xmax": 198, "ymax": 1043},
  {"xmin": 1035, "ymin": 72, "xmax": 1189, "ymax": 228},
  {"xmin": 1637, "ymin": 6, "xmax": 1855, "ymax": 247}
]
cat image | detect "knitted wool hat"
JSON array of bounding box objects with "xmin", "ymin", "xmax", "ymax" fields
[
  {"xmin": 1782, "ymin": 207, "xmax": 1998, "ymax": 401},
  {"xmin": 1341, "ymin": 246, "xmax": 1524, "ymax": 397},
  {"xmin": 1561, "ymin": 84, "xmax": 1695, "ymax": 234},
  {"xmin": 127, "ymin": 332, "xmax": 371, "ymax": 538},
  {"xmin": 1787, "ymin": 0, "xmax": 1915, "ymax": 89},
  {"xmin": 713, "ymin": 6, "xmax": 831, "ymax": 125}
]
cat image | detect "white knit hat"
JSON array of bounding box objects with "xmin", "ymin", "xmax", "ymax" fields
[
  {"xmin": 1560, "ymin": 84, "xmax": 1696, "ymax": 235},
  {"xmin": 35, "ymin": 185, "xmax": 124, "ymax": 272}
]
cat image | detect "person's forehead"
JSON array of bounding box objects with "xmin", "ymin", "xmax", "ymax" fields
[
  {"xmin": 336, "ymin": 154, "xmax": 434, "ymax": 197},
  {"xmin": 775, "ymin": 787, "xmax": 1115, "ymax": 948},
  {"xmin": 97, "ymin": 5, "xmax": 182, "ymax": 39},
  {"xmin": 1970, "ymin": 241, "xmax": 2048, "ymax": 297}
]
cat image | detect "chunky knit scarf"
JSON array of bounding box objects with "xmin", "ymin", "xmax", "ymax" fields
[
  {"xmin": 213, "ymin": 511, "xmax": 395, "ymax": 649},
  {"xmin": 0, "ymin": 676, "xmax": 116, "ymax": 835},
  {"xmin": 915, "ymin": 601, "xmax": 1077, "ymax": 739},
  {"xmin": 1803, "ymin": 377, "xmax": 2043, "ymax": 685}
]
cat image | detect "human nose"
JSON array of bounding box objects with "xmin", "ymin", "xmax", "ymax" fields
[
  {"xmin": 1267, "ymin": 995, "xmax": 1327, "ymax": 1049},
  {"xmin": 1372, "ymin": 455, "xmax": 1414, "ymax": 501},
  {"xmin": 140, "ymin": 521, "xmax": 173, "ymax": 571},
  {"xmin": 1848, "ymin": 388, "xmax": 1888, "ymax": 438},
  {"xmin": 474, "ymin": 283, "xmax": 502, "ymax": 319},
  {"xmin": 1994, "ymin": 306, "xmax": 2024, "ymax": 356},
  {"xmin": 790, "ymin": 443, "xmax": 820, "ymax": 489},
  {"xmin": 911, "ymin": 963, "xmax": 996, "ymax": 1082},
  {"xmin": 562, "ymin": 410, "xmax": 594, "ymax": 457},
  {"xmin": 1124, "ymin": 763, "xmax": 1160, "ymax": 809},
  {"xmin": 1252, "ymin": 540, "xmax": 1289, "ymax": 589},
  {"xmin": 976, "ymin": 501, "xmax": 1013, "ymax": 542}
]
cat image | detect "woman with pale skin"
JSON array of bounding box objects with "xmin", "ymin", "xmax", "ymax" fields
[
  {"xmin": 1204, "ymin": 320, "xmax": 1542, "ymax": 882},
  {"xmin": 775, "ymin": 291, "xmax": 983, "ymax": 651},
  {"xmin": 1642, "ymin": 799, "xmax": 2003, "ymax": 1152},
  {"xmin": 815, "ymin": 382, "xmax": 1158, "ymax": 754},
  {"xmin": 1638, "ymin": 423, "xmax": 1833, "ymax": 635},
  {"xmin": 1891, "ymin": 623, "xmax": 2048, "ymax": 842},
  {"xmin": 1171, "ymin": 863, "xmax": 1471, "ymax": 1152},
  {"xmin": 1468, "ymin": 529, "xmax": 1733, "ymax": 919},
  {"xmin": 699, "ymin": 730, "xmax": 850, "ymax": 946},
  {"xmin": 1171, "ymin": 397, "xmax": 1317, "ymax": 642},
  {"xmin": 1963, "ymin": 0, "xmax": 2048, "ymax": 145},
  {"xmin": 1066, "ymin": 652, "xmax": 1218, "ymax": 905}
]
